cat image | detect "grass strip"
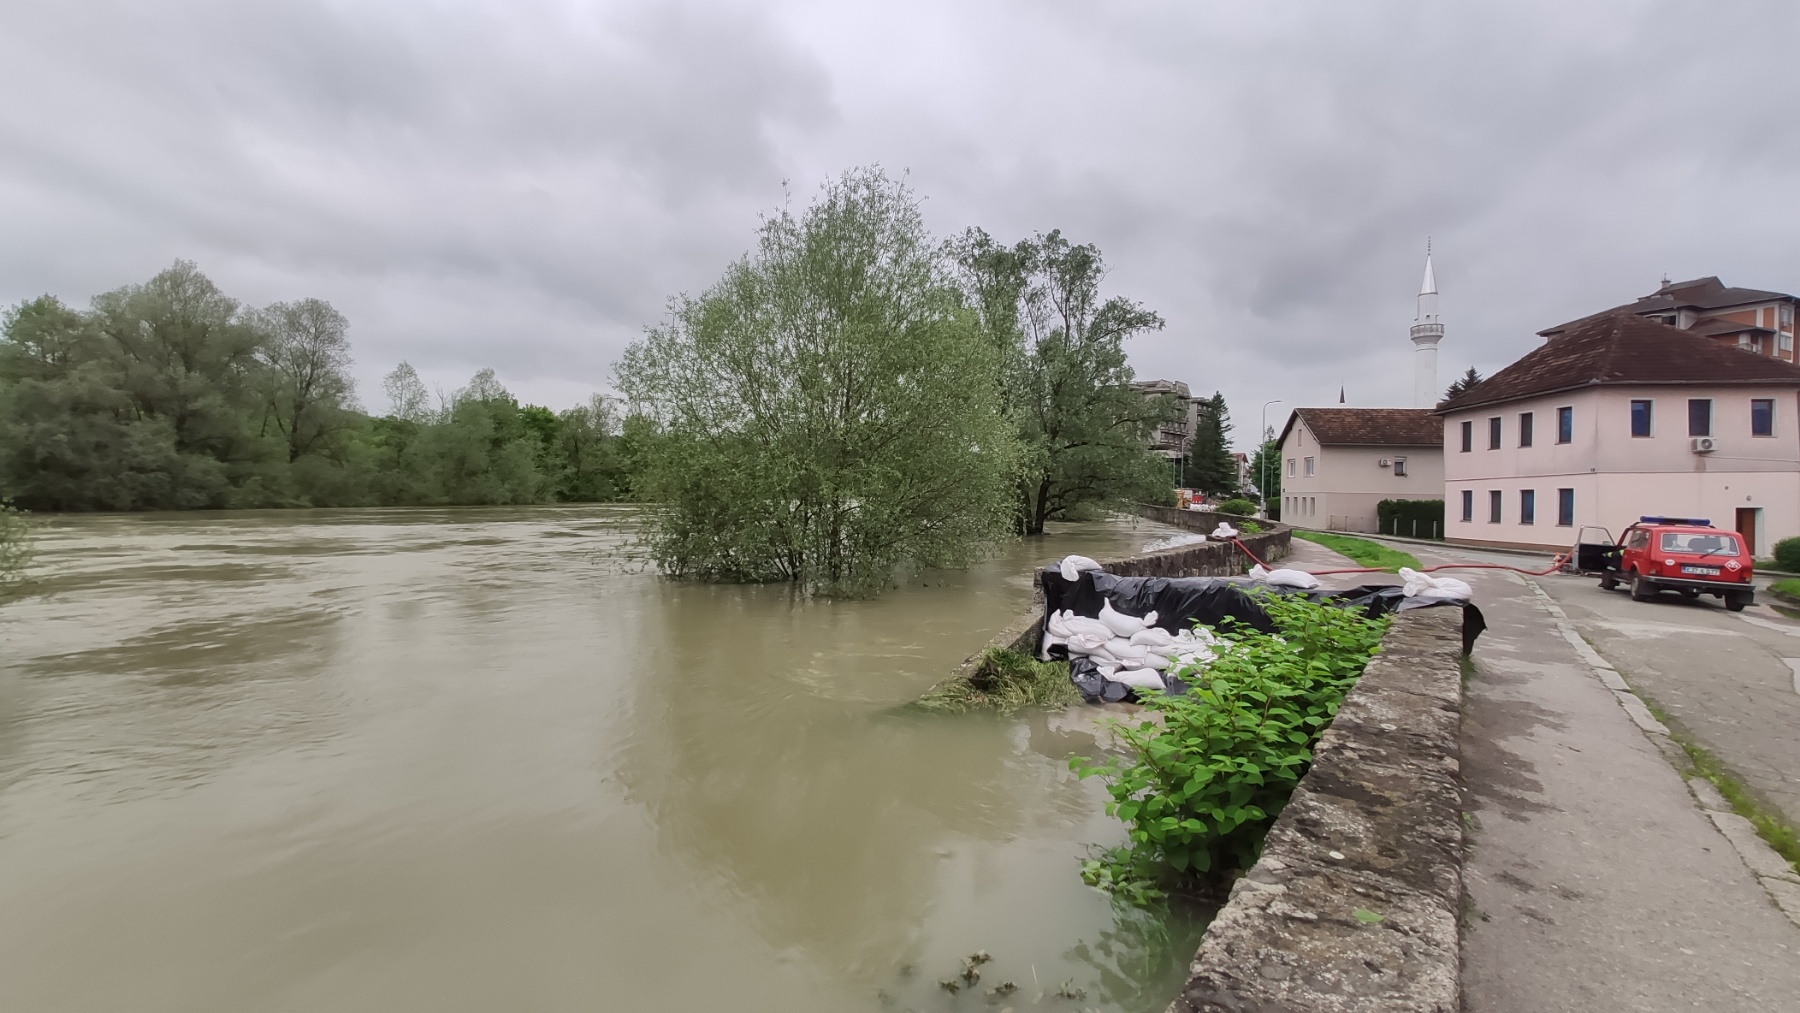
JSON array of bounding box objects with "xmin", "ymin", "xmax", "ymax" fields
[
  {"xmin": 1292, "ymin": 530, "xmax": 1421, "ymax": 572},
  {"xmin": 1635, "ymin": 693, "xmax": 1800, "ymax": 875},
  {"xmin": 912, "ymin": 647, "xmax": 1077, "ymax": 714},
  {"xmin": 1767, "ymin": 577, "xmax": 1800, "ymax": 603}
]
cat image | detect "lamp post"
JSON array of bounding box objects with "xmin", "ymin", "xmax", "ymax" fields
[{"xmin": 1260, "ymin": 399, "xmax": 1284, "ymax": 518}]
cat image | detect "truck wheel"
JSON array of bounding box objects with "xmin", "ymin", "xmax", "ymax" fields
[
  {"xmin": 1599, "ymin": 573, "xmax": 1618, "ymax": 591},
  {"xmin": 1726, "ymin": 594, "xmax": 1748, "ymax": 613},
  {"xmin": 1630, "ymin": 572, "xmax": 1656, "ymax": 601}
]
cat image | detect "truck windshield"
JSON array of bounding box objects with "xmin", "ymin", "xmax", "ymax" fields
[{"xmin": 1659, "ymin": 532, "xmax": 1740, "ymax": 555}]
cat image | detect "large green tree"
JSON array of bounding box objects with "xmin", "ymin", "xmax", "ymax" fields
[
  {"xmin": 1186, "ymin": 392, "xmax": 1238, "ymax": 497},
  {"xmin": 1248, "ymin": 429, "xmax": 1281, "ymax": 514},
  {"xmin": 948, "ymin": 228, "xmax": 1172, "ymax": 534},
  {"xmin": 617, "ymin": 167, "xmax": 1020, "ymax": 594}
]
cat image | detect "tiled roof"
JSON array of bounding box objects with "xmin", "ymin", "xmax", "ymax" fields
[
  {"xmin": 1686, "ymin": 318, "xmax": 1774, "ymax": 338},
  {"xmin": 1539, "ymin": 276, "xmax": 1795, "ymax": 336},
  {"xmin": 1438, "ymin": 312, "xmax": 1800, "ymax": 414},
  {"xmin": 1280, "ymin": 407, "xmax": 1443, "ymax": 448}
]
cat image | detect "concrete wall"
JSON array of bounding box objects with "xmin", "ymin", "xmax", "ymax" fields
[
  {"xmin": 1167, "ymin": 606, "xmax": 1467, "ymax": 1013},
  {"xmin": 1280, "ymin": 418, "xmax": 1444, "ymax": 533},
  {"xmin": 1444, "ymin": 388, "xmax": 1800, "ymax": 553}
]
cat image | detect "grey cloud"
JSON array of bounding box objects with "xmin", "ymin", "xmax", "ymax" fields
[{"xmin": 5, "ymin": 0, "xmax": 1800, "ymax": 435}]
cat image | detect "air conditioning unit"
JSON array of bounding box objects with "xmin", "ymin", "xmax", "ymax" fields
[
  {"xmin": 1691, "ymin": 437, "xmax": 1718, "ymax": 453},
  {"xmin": 1377, "ymin": 458, "xmax": 1391, "ymax": 467}
]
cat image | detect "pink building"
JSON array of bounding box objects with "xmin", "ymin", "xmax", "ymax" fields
[{"xmin": 1438, "ymin": 313, "xmax": 1800, "ymax": 553}]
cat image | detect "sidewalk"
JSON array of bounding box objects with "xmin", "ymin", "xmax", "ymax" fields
[{"xmin": 1285, "ymin": 540, "xmax": 1800, "ymax": 1010}]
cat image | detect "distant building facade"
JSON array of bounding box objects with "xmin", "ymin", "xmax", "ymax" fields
[
  {"xmin": 1439, "ymin": 313, "xmax": 1800, "ymax": 554},
  {"xmin": 1540, "ymin": 276, "xmax": 1799, "ymax": 364},
  {"xmin": 1277, "ymin": 408, "xmax": 1446, "ymax": 531},
  {"xmin": 1131, "ymin": 379, "xmax": 1202, "ymax": 463}
]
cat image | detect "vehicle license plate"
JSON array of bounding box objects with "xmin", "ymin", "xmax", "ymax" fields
[{"xmin": 1681, "ymin": 566, "xmax": 1721, "ymax": 576}]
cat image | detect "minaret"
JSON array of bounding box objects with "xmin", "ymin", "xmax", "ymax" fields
[{"xmin": 1410, "ymin": 247, "xmax": 1444, "ymax": 408}]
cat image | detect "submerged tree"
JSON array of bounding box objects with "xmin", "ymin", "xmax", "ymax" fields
[
  {"xmin": 948, "ymin": 228, "xmax": 1171, "ymax": 534},
  {"xmin": 0, "ymin": 500, "xmax": 32, "ymax": 595},
  {"xmin": 617, "ymin": 167, "xmax": 1020, "ymax": 594}
]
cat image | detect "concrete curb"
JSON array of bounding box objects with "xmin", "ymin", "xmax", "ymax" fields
[{"xmin": 1521, "ymin": 577, "xmax": 1800, "ymax": 928}]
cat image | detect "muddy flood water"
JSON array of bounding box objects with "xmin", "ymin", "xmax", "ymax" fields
[{"xmin": 0, "ymin": 506, "xmax": 1212, "ymax": 1013}]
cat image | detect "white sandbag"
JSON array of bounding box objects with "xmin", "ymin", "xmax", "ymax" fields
[
  {"xmin": 1097, "ymin": 599, "xmax": 1157, "ymax": 637},
  {"xmin": 1399, "ymin": 567, "xmax": 1473, "ymax": 601},
  {"xmin": 1264, "ymin": 568, "xmax": 1321, "ymax": 589},
  {"xmin": 1104, "ymin": 640, "xmax": 1148, "ymax": 665},
  {"xmin": 1066, "ymin": 632, "xmax": 1111, "ymax": 656},
  {"xmin": 1247, "ymin": 563, "xmax": 1270, "ymax": 580},
  {"xmin": 1141, "ymin": 653, "xmax": 1171, "ymax": 671},
  {"xmin": 1141, "ymin": 642, "xmax": 1182, "ymax": 660},
  {"xmin": 1063, "ymin": 615, "xmax": 1114, "ymax": 641},
  {"xmin": 1058, "ymin": 554, "xmax": 1103, "ymax": 581},
  {"xmin": 1105, "ymin": 667, "xmax": 1167, "ymax": 690},
  {"xmin": 1210, "ymin": 522, "xmax": 1238, "ymax": 540},
  {"xmin": 1129, "ymin": 627, "xmax": 1175, "ymax": 648}
]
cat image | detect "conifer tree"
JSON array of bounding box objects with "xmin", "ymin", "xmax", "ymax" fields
[{"xmin": 1186, "ymin": 392, "xmax": 1238, "ymax": 496}]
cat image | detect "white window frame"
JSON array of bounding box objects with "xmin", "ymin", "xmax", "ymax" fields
[
  {"xmin": 1303, "ymin": 457, "xmax": 1316, "ymax": 477},
  {"xmin": 1392, "ymin": 456, "xmax": 1408, "ymax": 477}
]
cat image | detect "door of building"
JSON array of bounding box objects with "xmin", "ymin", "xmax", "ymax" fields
[{"xmin": 1736, "ymin": 507, "xmax": 1760, "ymax": 557}]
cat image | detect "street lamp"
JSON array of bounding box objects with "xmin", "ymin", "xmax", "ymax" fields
[{"xmin": 1260, "ymin": 399, "xmax": 1284, "ymax": 518}]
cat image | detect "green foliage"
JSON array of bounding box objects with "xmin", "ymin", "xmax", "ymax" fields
[
  {"xmin": 1293, "ymin": 531, "xmax": 1421, "ymax": 572},
  {"xmin": 1186, "ymin": 393, "xmax": 1238, "ymax": 496},
  {"xmin": 1443, "ymin": 366, "xmax": 1484, "ymax": 403},
  {"xmin": 0, "ymin": 499, "xmax": 32, "ymax": 595},
  {"xmin": 618, "ymin": 168, "xmax": 1020, "ymax": 595},
  {"xmin": 1216, "ymin": 498, "xmax": 1257, "ymax": 517},
  {"xmin": 1237, "ymin": 520, "xmax": 1263, "ymax": 535},
  {"xmin": 1377, "ymin": 498, "xmax": 1446, "ymax": 539},
  {"xmin": 1072, "ymin": 594, "xmax": 1389, "ymax": 894},
  {"xmin": 912, "ymin": 648, "xmax": 1077, "ymax": 714},
  {"xmin": 1772, "ymin": 537, "xmax": 1800, "ymax": 573},
  {"xmin": 0, "ymin": 265, "xmax": 632, "ymax": 511},
  {"xmin": 949, "ymin": 228, "xmax": 1172, "ymax": 535},
  {"xmin": 1768, "ymin": 578, "xmax": 1800, "ymax": 601}
]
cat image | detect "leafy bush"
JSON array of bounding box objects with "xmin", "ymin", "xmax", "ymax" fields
[
  {"xmin": 1071, "ymin": 594, "xmax": 1389, "ymax": 898},
  {"xmin": 1216, "ymin": 498, "xmax": 1257, "ymax": 517},
  {"xmin": 1773, "ymin": 536, "xmax": 1800, "ymax": 573},
  {"xmin": 1237, "ymin": 520, "xmax": 1262, "ymax": 535},
  {"xmin": 1377, "ymin": 498, "xmax": 1445, "ymax": 539}
]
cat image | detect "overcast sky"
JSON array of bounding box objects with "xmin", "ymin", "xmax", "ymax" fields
[{"xmin": 6, "ymin": 0, "xmax": 1799, "ymax": 446}]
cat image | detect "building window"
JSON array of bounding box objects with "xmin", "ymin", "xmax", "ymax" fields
[
  {"xmin": 1557, "ymin": 488, "xmax": 1575, "ymax": 526},
  {"xmin": 1287, "ymin": 458, "xmax": 1296, "ymax": 477},
  {"xmin": 1460, "ymin": 420, "xmax": 1473, "ymax": 453},
  {"xmin": 1520, "ymin": 489, "xmax": 1535, "ymax": 525},
  {"xmin": 1393, "ymin": 456, "xmax": 1408, "ymax": 477},
  {"xmin": 1752, "ymin": 398, "xmax": 1775, "ymax": 437},
  {"xmin": 1488, "ymin": 416, "xmax": 1502, "ymax": 450},
  {"xmin": 1488, "ymin": 490, "xmax": 1502, "ymax": 523},
  {"xmin": 1782, "ymin": 303, "xmax": 1794, "ymax": 329},
  {"xmin": 1304, "ymin": 457, "xmax": 1315, "ymax": 477},
  {"xmin": 1557, "ymin": 406, "xmax": 1573, "ymax": 444},
  {"xmin": 1630, "ymin": 399, "xmax": 1653, "ymax": 438},
  {"xmin": 1460, "ymin": 489, "xmax": 1473, "ymax": 522},
  {"xmin": 1519, "ymin": 412, "xmax": 1533, "ymax": 447},
  {"xmin": 1688, "ymin": 399, "xmax": 1712, "ymax": 437},
  {"xmin": 1783, "ymin": 334, "xmax": 1795, "ymax": 353}
]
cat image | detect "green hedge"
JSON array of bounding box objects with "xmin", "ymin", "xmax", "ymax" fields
[
  {"xmin": 1774, "ymin": 536, "xmax": 1800, "ymax": 573},
  {"xmin": 1217, "ymin": 498, "xmax": 1258, "ymax": 516},
  {"xmin": 1377, "ymin": 498, "xmax": 1445, "ymax": 540}
]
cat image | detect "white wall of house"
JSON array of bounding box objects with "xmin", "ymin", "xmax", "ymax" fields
[
  {"xmin": 1279, "ymin": 420, "xmax": 1446, "ymax": 533},
  {"xmin": 1443, "ymin": 387, "xmax": 1800, "ymax": 553}
]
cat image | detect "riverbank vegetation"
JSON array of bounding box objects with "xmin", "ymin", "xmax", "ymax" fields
[
  {"xmin": 1072, "ymin": 594, "xmax": 1389, "ymax": 902},
  {"xmin": 0, "ymin": 264, "xmax": 636, "ymax": 511},
  {"xmin": 1292, "ymin": 531, "xmax": 1421, "ymax": 572},
  {"xmin": 912, "ymin": 647, "xmax": 1078, "ymax": 714},
  {"xmin": 0, "ymin": 500, "xmax": 31, "ymax": 595}
]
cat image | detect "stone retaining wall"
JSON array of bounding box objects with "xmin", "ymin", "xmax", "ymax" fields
[{"xmin": 1167, "ymin": 605, "xmax": 1466, "ymax": 1013}]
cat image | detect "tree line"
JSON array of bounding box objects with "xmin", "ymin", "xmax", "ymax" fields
[{"xmin": 0, "ymin": 262, "xmax": 638, "ymax": 511}]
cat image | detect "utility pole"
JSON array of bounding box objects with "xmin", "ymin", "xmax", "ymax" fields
[{"xmin": 1260, "ymin": 399, "xmax": 1284, "ymax": 518}]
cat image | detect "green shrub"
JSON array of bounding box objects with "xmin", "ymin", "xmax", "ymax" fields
[
  {"xmin": 0, "ymin": 500, "xmax": 32, "ymax": 595},
  {"xmin": 1216, "ymin": 498, "xmax": 1257, "ymax": 517},
  {"xmin": 1072, "ymin": 594, "xmax": 1389, "ymax": 898},
  {"xmin": 1377, "ymin": 498, "xmax": 1445, "ymax": 539},
  {"xmin": 1773, "ymin": 537, "xmax": 1800, "ymax": 573},
  {"xmin": 1237, "ymin": 520, "xmax": 1262, "ymax": 535}
]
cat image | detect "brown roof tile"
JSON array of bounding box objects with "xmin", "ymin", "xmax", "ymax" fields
[
  {"xmin": 1281, "ymin": 407, "xmax": 1442, "ymax": 447},
  {"xmin": 1438, "ymin": 312, "xmax": 1800, "ymax": 414}
]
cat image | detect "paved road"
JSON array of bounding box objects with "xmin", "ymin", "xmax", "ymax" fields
[{"xmin": 1283, "ymin": 538, "xmax": 1800, "ymax": 1011}]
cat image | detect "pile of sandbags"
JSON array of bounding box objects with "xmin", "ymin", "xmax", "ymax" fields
[
  {"xmin": 1399, "ymin": 567, "xmax": 1473, "ymax": 602},
  {"xmin": 1044, "ymin": 599, "xmax": 1217, "ymax": 695},
  {"xmin": 1245, "ymin": 563, "xmax": 1322, "ymax": 589}
]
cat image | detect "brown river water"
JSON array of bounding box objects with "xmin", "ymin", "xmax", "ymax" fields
[{"xmin": 0, "ymin": 506, "xmax": 1210, "ymax": 1013}]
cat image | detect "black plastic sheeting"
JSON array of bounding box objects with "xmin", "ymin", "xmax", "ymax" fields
[{"xmin": 1041, "ymin": 568, "xmax": 1486, "ymax": 703}]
